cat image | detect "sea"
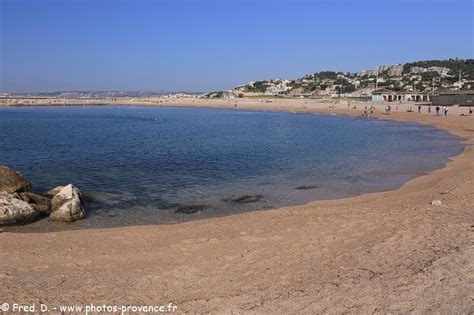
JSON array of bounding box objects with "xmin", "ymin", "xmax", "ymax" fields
[{"xmin": 0, "ymin": 105, "xmax": 464, "ymax": 231}]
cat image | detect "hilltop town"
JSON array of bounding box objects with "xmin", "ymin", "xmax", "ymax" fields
[{"xmin": 207, "ymin": 58, "xmax": 474, "ymax": 101}]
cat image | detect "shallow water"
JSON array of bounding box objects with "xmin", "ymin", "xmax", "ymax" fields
[{"xmin": 0, "ymin": 105, "xmax": 464, "ymax": 231}]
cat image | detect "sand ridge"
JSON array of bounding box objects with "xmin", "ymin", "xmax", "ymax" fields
[{"xmin": 1, "ymin": 100, "xmax": 473, "ymax": 314}]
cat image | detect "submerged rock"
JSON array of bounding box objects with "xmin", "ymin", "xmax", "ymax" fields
[
  {"xmin": 0, "ymin": 192, "xmax": 39, "ymax": 226},
  {"xmin": 50, "ymin": 184, "xmax": 85, "ymax": 222},
  {"xmin": 0, "ymin": 166, "xmax": 32, "ymax": 194},
  {"xmin": 81, "ymin": 193, "xmax": 102, "ymax": 204},
  {"xmin": 175, "ymin": 205, "xmax": 208, "ymax": 214},
  {"xmin": 224, "ymin": 194, "xmax": 263, "ymax": 204},
  {"xmin": 295, "ymin": 184, "xmax": 319, "ymax": 190},
  {"xmin": 81, "ymin": 191, "xmax": 137, "ymax": 206},
  {"xmin": 19, "ymin": 192, "xmax": 51, "ymax": 214}
]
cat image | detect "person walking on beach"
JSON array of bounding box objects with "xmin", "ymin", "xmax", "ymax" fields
[
  {"xmin": 443, "ymin": 106, "xmax": 448, "ymax": 116},
  {"xmin": 469, "ymin": 107, "xmax": 472, "ymax": 116},
  {"xmin": 418, "ymin": 104, "xmax": 421, "ymax": 114},
  {"xmin": 428, "ymin": 104, "xmax": 432, "ymax": 114},
  {"xmin": 436, "ymin": 106, "xmax": 440, "ymax": 115}
]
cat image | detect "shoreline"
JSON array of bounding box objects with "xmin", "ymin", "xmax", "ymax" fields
[
  {"xmin": 1, "ymin": 104, "xmax": 467, "ymax": 233},
  {"xmin": 1, "ymin": 99, "xmax": 473, "ymax": 313}
]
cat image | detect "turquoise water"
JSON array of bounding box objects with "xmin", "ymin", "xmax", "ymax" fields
[{"xmin": 0, "ymin": 106, "xmax": 464, "ymax": 230}]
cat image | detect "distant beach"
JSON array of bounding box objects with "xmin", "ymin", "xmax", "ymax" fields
[{"xmin": 1, "ymin": 94, "xmax": 472, "ymax": 115}]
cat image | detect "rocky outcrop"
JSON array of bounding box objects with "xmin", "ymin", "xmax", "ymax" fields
[
  {"xmin": 0, "ymin": 192, "xmax": 39, "ymax": 226},
  {"xmin": 0, "ymin": 167, "xmax": 86, "ymax": 226},
  {"xmin": 50, "ymin": 184, "xmax": 85, "ymax": 222},
  {"xmin": 0, "ymin": 166, "xmax": 32, "ymax": 193}
]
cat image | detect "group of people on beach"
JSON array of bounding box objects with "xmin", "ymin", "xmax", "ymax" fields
[
  {"xmin": 406, "ymin": 104, "xmax": 472, "ymax": 117},
  {"xmin": 341, "ymin": 101, "xmax": 472, "ymax": 118},
  {"xmin": 411, "ymin": 104, "xmax": 444, "ymax": 115},
  {"xmin": 363, "ymin": 105, "xmax": 375, "ymax": 117},
  {"xmin": 419, "ymin": 104, "xmax": 473, "ymax": 116},
  {"xmin": 437, "ymin": 106, "xmax": 448, "ymax": 116}
]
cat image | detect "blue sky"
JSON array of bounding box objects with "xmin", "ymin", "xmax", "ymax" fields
[{"xmin": 1, "ymin": 0, "xmax": 473, "ymax": 92}]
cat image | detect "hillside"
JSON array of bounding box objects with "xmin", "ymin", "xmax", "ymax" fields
[{"xmin": 218, "ymin": 58, "xmax": 474, "ymax": 98}]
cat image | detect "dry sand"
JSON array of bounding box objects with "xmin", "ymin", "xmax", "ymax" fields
[{"xmin": 1, "ymin": 99, "xmax": 473, "ymax": 314}]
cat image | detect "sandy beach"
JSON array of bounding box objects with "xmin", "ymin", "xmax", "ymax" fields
[{"xmin": 1, "ymin": 99, "xmax": 473, "ymax": 313}]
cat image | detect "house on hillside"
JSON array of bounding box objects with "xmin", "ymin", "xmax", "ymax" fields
[
  {"xmin": 357, "ymin": 69, "xmax": 378, "ymax": 77},
  {"xmin": 223, "ymin": 91, "xmax": 235, "ymax": 99}
]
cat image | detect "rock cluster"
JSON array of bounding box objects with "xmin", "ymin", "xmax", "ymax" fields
[{"xmin": 0, "ymin": 166, "xmax": 85, "ymax": 226}]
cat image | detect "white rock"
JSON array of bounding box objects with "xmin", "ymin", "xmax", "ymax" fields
[
  {"xmin": 49, "ymin": 184, "xmax": 85, "ymax": 222},
  {"xmin": 431, "ymin": 200, "xmax": 442, "ymax": 206},
  {"xmin": 0, "ymin": 192, "xmax": 39, "ymax": 225}
]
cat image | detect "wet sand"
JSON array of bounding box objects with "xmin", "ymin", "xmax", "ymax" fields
[{"xmin": 1, "ymin": 99, "xmax": 473, "ymax": 313}]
